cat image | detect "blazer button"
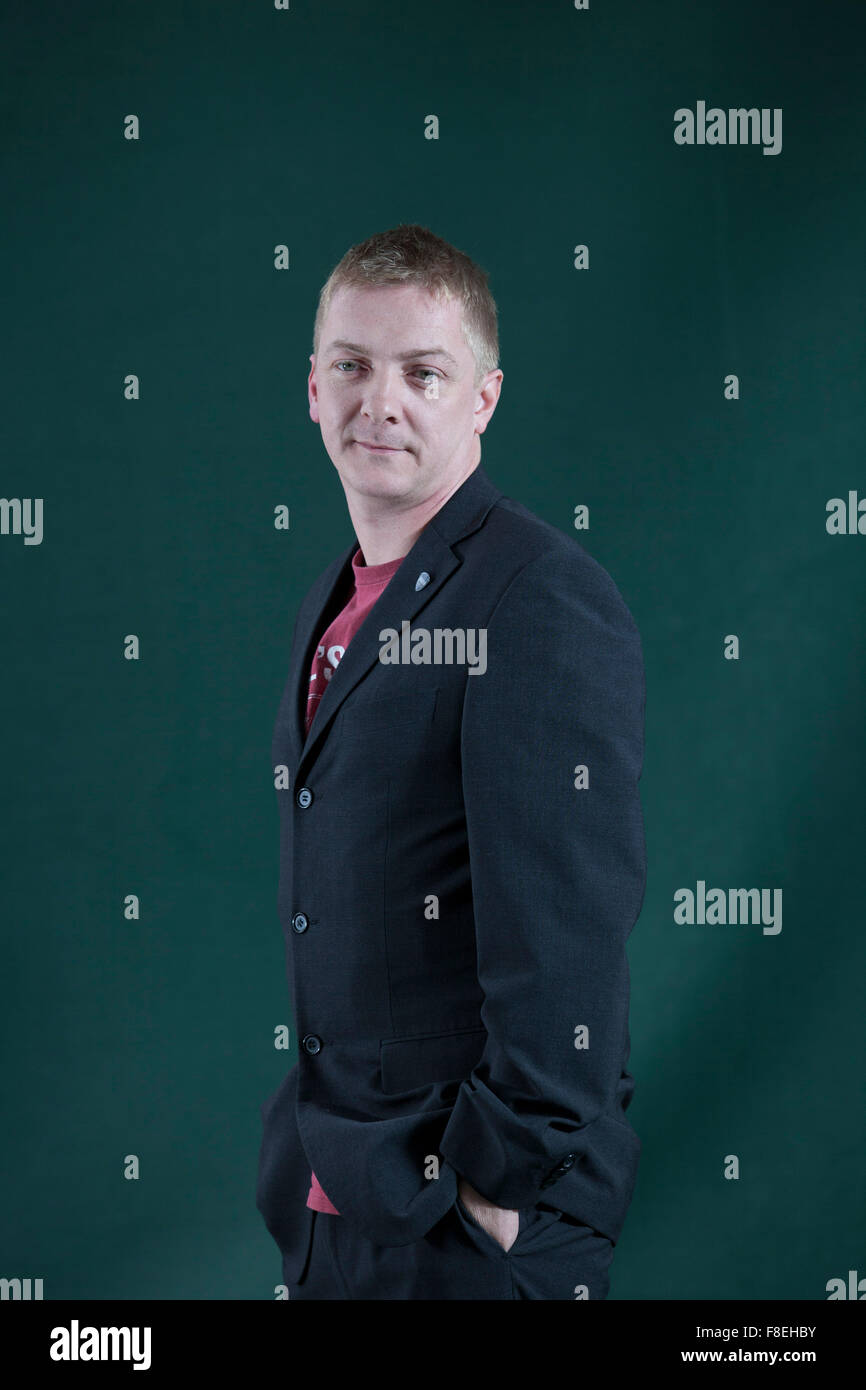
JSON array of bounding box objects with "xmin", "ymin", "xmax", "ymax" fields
[
  {"xmin": 291, "ymin": 912, "xmax": 309, "ymax": 933},
  {"xmin": 540, "ymin": 1152, "xmax": 578, "ymax": 1188},
  {"xmin": 296, "ymin": 786, "xmax": 313, "ymax": 808},
  {"xmin": 302, "ymin": 1034, "xmax": 322, "ymax": 1055}
]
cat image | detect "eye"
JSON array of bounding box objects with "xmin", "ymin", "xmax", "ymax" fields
[
  {"xmin": 335, "ymin": 360, "xmax": 360, "ymax": 373},
  {"xmin": 412, "ymin": 368, "xmax": 441, "ymax": 382}
]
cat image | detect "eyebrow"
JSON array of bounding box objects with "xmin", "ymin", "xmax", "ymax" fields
[{"xmin": 324, "ymin": 339, "xmax": 459, "ymax": 367}]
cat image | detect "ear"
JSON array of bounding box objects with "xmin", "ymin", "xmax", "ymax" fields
[
  {"xmin": 308, "ymin": 354, "xmax": 320, "ymax": 423},
  {"xmin": 474, "ymin": 369, "xmax": 503, "ymax": 436}
]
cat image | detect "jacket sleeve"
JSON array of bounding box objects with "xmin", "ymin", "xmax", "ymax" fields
[{"xmin": 438, "ymin": 543, "xmax": 647, "ymax": 1210}]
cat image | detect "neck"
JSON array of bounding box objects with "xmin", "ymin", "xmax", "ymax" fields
[{"xmin": 346, "ymin": 450, "xmax": 481, "ymax": 567}]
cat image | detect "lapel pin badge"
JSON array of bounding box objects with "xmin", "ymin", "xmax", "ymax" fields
[{"xmin": 415, "ymin": 571, "xmax": 431, "ymax": 591}]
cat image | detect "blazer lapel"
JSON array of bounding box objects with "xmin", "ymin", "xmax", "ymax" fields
[
  {"xmin": 280, "ymin": 538, "xmax": 357, "ymax": 764},
  {"xmin": 290, "ymin": 463, "xmax": 503, "ymax": 781}
]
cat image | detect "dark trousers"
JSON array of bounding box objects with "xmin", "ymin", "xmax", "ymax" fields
[{"xmin": 282, "ymin": 1196, "xmax": 615, "ymax": 1300}]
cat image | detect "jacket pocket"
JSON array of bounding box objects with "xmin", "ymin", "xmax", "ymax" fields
[{"xmin": 379, "ymin": 1025, "xmax": 487, "ymax": 1096}]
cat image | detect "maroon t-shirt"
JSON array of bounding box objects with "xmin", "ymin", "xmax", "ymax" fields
[{"xmin": 304, "ymin": 545, "xmax": 405, "ymax": 1214}]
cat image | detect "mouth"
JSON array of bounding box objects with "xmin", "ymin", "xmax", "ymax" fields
[{"xmin": 353, "ymin": 441, "xmax": 404, "ymax": 453}]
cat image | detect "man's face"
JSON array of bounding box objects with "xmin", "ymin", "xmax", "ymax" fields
[{"xmin": 308, "ymin": 282, "xmax": 501, "ymax": 509}]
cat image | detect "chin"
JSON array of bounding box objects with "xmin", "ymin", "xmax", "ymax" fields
[
  {"xmin": 337, "ymin": 452, "xmax": 415, "ymax": 492},
  {"xmin": 349, "ymin": 474, "xmax": 411, "ymax": 499}
]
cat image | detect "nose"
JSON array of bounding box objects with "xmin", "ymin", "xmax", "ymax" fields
[{"xmin": 359, "ymin": 365, "xmax": 402, "ymax": 424}]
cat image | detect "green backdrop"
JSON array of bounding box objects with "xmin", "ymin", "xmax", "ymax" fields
[{"xmin": 2, "ymin": 0, "xmax": 864, "ymax": 1299}]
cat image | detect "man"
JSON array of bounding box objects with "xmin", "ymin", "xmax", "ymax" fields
[{"xmin": 256, "ymin": 223, "xmax": 647, "ymax": 1300}]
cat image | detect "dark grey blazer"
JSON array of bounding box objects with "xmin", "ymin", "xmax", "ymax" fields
[{"xmin": 256, "ymin": 463, "xmax": 646, "ymax": 1283}]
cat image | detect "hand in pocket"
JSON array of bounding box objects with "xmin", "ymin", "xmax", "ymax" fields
[{"xmin": 457, "ymin": 1178, "xmax": 520, "ymax": 1252}]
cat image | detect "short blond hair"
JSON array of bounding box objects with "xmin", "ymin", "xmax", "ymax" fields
[{"xmin": 313, "ymin": 223, "xmax": 499, "ymax": 387}]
